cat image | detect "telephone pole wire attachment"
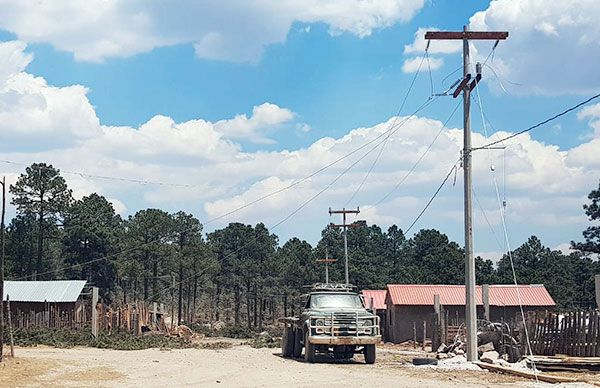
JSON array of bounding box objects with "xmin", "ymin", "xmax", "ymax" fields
[{"xmin": 328, "ymin": 207, "xmax": 360, "ymax": 285}]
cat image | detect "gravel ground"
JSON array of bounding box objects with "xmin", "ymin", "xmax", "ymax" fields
[{"xmin": 1, "ymin": 345, "xmax": 597, "ymax": 388}]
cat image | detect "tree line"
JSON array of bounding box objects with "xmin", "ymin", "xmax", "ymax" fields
[{"xmin": 3, "ymin": 163, "xmax": 600, "ymax": 329}]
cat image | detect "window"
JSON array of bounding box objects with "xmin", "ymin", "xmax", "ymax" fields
[{"xmin": 310, "ymin": 294, "xmax": 364, "ymax": 309}]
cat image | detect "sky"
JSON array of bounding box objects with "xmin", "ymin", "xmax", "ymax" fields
[{"xmin": 0, "ymin": 0, "xmax": 599, "ymax": 262}]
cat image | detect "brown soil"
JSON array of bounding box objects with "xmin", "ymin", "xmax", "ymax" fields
[{"xmin": 2, "ymin": 344, "xmax": 596, "ymax": 387}]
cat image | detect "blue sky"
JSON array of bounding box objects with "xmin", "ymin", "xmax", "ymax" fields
[{"xmin": 0, "ymin": 0, "xmax": 599, "ymax": 260}]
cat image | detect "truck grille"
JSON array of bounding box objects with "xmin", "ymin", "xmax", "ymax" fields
[{"xmin": 311, "ymin": 312, "xmax": 378, "ymax": 337}]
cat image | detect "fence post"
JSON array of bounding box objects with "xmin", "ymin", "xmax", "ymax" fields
[
  {"xmin": 433, "ymin": 294, "xmax": 441, "ymax": 351},
  {"xmin": 482, "ymin": 284, "xmax": 490, "ymax": 321},
  {"xmin": 91, "ymin": 287, "xmax": 99, "ymax": 338},
  {"xmin": 413, "ymin": 322, "xmax": 417, "ymax": 349},
  {"xmin": 595, "ymin": 275, "xmax": 600, "ymax": 309},
  {"xmin": 422, "ymin": 320, "xmax": 427, "ymax": 351},
  {"xmin": 6, "ymin": 295, "xmax": 14, "ymax": 358}
]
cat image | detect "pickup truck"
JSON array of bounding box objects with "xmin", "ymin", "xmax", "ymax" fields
[{"xmin": 279, "ymin": 284, "xmax": 381, "ymax": 364}]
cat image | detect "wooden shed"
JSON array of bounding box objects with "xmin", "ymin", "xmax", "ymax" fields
[
  {"xmin": 2, "ymin": 280, "xmax": 88, "ymax": 328},
  {"xmin": 385, "ymin": 284, "xmax": 555, "ymax": 344}
]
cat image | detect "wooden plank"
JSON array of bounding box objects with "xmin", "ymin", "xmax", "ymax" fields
[
  {"xmin": 474, "ymin": 361, "xmax": 579, "ymax": 384},
  {"xmin": 595, "ymin": 312, "xmax": 600, "ymax": 356},
  {"xmin": 424, "ymin": 31, "xmax": 509, "ymax": 40},
  {"xmin": 567, "ymin": 312, "xmax": 574, "ymax": 356},
  {"xmin": 586, "ymin": 311, "xmax": 594, "ymax": 357}
]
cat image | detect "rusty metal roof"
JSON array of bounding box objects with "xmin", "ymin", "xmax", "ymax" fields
[
  {"xmin": 362, "ymin": 290, "xmax": 387, "ymax": 310},
  {"xmin": 386, "ymin": 284, "xmax": 555, "ymax": 307},
  {"xmin": 2, "ymin": 280, "xmax": 86, "ymax": 303}
]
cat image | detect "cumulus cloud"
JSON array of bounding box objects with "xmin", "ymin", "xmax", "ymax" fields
[
  {"xmin": 403, "ymin": 27, "xmax": 462, "ymax": 55},
  {"xmin": 402, "ymin": 56, "xmax": 443, "ymax": 73},
  {"xmin": 0, "ymin": 0, "xmax": 425, "ymax": 63},
  {"xmin": 1, "ymin": 39, "xmax": 599, "ymax": 252},
  {"xmin": 403, "ymin": 0, "xmax": 600, "ymax": 95},
  {"xmin": 469, "ymin": 0, "xmax": 600, "ymax": 95},
  {"xmin": 214, "ymin": 103, "xmax": 296, "ymax": 144}
]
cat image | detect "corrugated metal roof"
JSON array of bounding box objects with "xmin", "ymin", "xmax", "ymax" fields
[
  {"xmin": 362, "ymin": 290, "xmax": 387, "ymax": 310},
  {"xmin": 2, "ymin": 280, "xmax": 86, "ymax": 302},
  {"xmin": 387, "ymin": 284, "xmax": 555, "ymax": 307}
]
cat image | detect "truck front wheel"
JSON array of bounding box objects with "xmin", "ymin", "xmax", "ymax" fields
[
  {"xmin": 304, "ymin": 330, "xmax": 316, "ymax": 363},
  {"xmin": 292, "ymin": 328, "xmax": 303, "ymax": 358},
  {"xmin": 364, "ymin": 345, "xmax": 376, "ymax": 364}
]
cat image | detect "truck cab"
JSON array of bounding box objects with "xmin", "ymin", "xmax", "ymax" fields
[{"xmin": 280, "ymin": 284, "xmax": 381, "ymax": 364}]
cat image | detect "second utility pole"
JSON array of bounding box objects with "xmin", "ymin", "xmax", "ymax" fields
[
  {"xmin": 329, "ymin": 207, "xmax": 360, "ymax": 285},
  {"xmin": 425, "ymin": 26, "xmax": 508, "ymax": 361}
]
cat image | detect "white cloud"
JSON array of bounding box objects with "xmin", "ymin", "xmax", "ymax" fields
[
  {"xmin": 475, "ymin": 250, "xmax": 504, "ymax": 263},
  {"xmin": 553, "ymin": 243, "xmax": 576, "ymax": 255},
  {"xmin": 468, "ymin": 0, "xmax": 600, "ymax": 95},
  {"xmin": 403, "ymin": 27, "xmax": 462, "ymax": 55},
  {"xmin": 404, "ymin": 1, "xmax": 600, "ymax": 95},
  {"xmin": 1, "ymin": 39, "xmax": 600, "ymax": 253},
  {"xmin": 214, "ymin": 103, "xmax": 295, "ymax": 144},
  {"xmin": 402, "ymin": 56, "xmax": 443, "ymax": 73},
  {"xmin": 0, "ymin": 0, "xmax": 425, "ymax": 63}
]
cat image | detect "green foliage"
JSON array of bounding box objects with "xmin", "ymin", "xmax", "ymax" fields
[
  {"xmin": 12, "ymin": 326, "xmax": 195, "ymax": 350},
  {"xmin": 9, "ymin": 163, "xmax": 73, "ymax": 279},
  {"xmin": 63, "ymin": 193, "xmax": 122, "ymax": 301},
  {"xmin": 572, "ymin": 180, "xmax": 600, "ymax": 254},
  {"xmin": 4, "ymin": 163, "xmax": 599, "ymax": 329}
]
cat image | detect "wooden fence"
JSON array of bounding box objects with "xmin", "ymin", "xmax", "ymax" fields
[
  {"xmin": 10, "ymin": 301, "xmax": 89, "ymax": 330},
  {"xmin": 96, "ymin": 302, "xmax": 166, "ymax": 335},
  {"xmin": 526, "ymin": 310, "xmax": 600, "ymax": 357},
  {"xmin": 6, "ymin": 299, "xmax": 165, "ymax": 336}
]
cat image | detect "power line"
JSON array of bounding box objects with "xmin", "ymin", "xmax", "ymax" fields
[
  {"xmin": 373, "ymin": 99, "xmax": 461, "ymax": 206},
  {"xmin": 344, "ymin": 46, "xmax": 432, "ymax": 207},
  {"xmin": 474, "ymin": 92, "xmax": 600, "ymax": 151},
  {"xmin": 403, "ymin": 160, "xmax": 460, "ymax": 236},
  {"xmin": 0, "ymin": 160, "xmax": 207, "ymax": 189},
  {"xmin": 15, "ymin": 97, "xmax": 438, "ymax": 281}
]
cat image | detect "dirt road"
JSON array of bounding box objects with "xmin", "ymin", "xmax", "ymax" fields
[{"xmin": 0, "ymin": 345, "xmax": 594, "ymax": 388}]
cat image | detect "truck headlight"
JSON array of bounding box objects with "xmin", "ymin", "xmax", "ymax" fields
[
  {"xmin": 362, "ymin": 319, "xmax": 372, "ymax": 327},
  {"xmin": 315, "ymin": 319, "xmax": 325, "ymax": 327}
]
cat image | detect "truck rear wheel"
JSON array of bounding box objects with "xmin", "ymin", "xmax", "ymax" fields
[
  {"xmin": 292, "ymin": 328, "xmax": 303, "ymax": 358},
  {"xmin": 282, "ymin": 326, "xmax": 294, "ymax": 357},
  {"xmin": 304, "ymin": 330, "xmax": 316, "ymax": 363},
  {"xmin": 364, "ymin": 345, "xmax": 376, "ymax": 364}
]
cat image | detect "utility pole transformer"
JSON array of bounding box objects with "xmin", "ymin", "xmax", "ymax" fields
[
  {"xmin": 425, "ymin": 26, "xmax": 508, "ymax": 361},
  {"xmin": 329, "ymin": 207, "xmax": 360, "ymax": 285}
]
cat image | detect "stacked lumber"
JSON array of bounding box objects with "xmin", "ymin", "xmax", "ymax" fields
[{"xmin": 527, "ymin": 355, "xmax": 600, "ymax": 372}]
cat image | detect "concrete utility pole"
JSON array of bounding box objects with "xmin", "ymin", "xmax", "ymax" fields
[
  {"xmin": 425, "ymin": 26, "xmax": 508, "ymax": 361},
  {"xmin": 316, "ymin": 250, "xmax": 337, "ymax": 284},
  {"xmin": 0, "ymin": 177, "xmax": 5, "ymax": 362},
  {"xmin": 329, "ymin": 207, "xmax": 360, "ymax": 285}
]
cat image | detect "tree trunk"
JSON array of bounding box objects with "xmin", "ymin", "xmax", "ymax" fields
[
  {"xmin": 283, "ymin": 294, "xmax": 288, "ymax": 317},
  {"xmin": 178, "ymin": 261, "xmax": 183, "ymax": 324},
  {"xmin": 193, "ymin": 275, "xmax": 198, "ymax": 321},
  {"xmin": 186, "ymin": 278, "xmax": 192, "ymax": 322},
  {"xmin": 36, "ymin": 200, "xmax": 44, "ymax": 280},
  {"xmin": 215, "ymin": 284, "xmax": 221, "ymax": 322},
  {"xmin": 258, "ymin": 296, "xmax": 264, "ymax": 331},
  {"xmin": 234, "ymin": 286, "xmax": 241, "ymax": 325},
  {"xmin": 152, "ymin": 259, "xmax": 158, "ymax": 302},
  {"xmin": 246, "ymin": 281, "xmax": 252, "ymax": 329},
  {"xmin": 253, "ymin": 284, "xmax": 258, "ymax": 329},
  {"xmin": 143, "ymin": 249, "xmax": 149, "ymax": 300}
]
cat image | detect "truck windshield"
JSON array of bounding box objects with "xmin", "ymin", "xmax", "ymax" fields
[{"xmin": 310, "ymin": 294, "xmax": 363, "ymax": 309}]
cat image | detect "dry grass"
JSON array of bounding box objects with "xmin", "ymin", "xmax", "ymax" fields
[{"xmin": 0, "ymin": 356, "xmax": 58, "ymax": 387}]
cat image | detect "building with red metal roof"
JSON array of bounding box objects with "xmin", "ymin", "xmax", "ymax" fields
[
  {"xmin": 384, "ymin": 284, "xmax": 555, "ymax": 343},
  {"xmin": 362, "ymin": 290, "xmax": 387, "ymax": 310}
]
